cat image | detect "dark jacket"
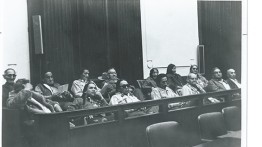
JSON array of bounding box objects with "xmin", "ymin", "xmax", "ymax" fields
[
  {"xmin": 2, "ymin": 82, "xmax": 14, "ymax": 107},
  {"xmin": 166, "ymin": 73, "xmax": 184, "ymax": 92},
  {"xmin": 226, "ymin": 79, "xmax": 241, "ymax": 89},
  {"xmin": 205, "ymin": 79, "xmax": 229, "ymax": 92}
]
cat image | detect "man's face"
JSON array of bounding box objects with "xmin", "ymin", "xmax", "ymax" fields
[
  {"xmin": 3, "ymin": 69, "xmax": 16, "ymax": 84},
  {"xmin": 108, "ymin": 69, "xmax": 117, "ymax": 80},
  {"xmin": 227, "ymin": 69, "xmax": 236, "ymax": 79},
  {"xmin": 152, "ymin": 69, "xmax": 159, "ymax": 79},
  {"xmin": 81, "ymin": 70, "xmax": 89, "ymax": 81},
  {"xmin": 213, "ymin": 69, "xmax": 222, "ymax": 79},
  {"xmin": 44, "ymin": 72, "xmax": 54, "ymax": 85},
  {"xmin": 119, "ymin": 80, "xmax": 130, "ymax": 95},
  {"xmin": 187, "ymin": 74, "xmax": 198, "ymax": 85},
  {"xmin": 159, "ymin": 77, "xmax": 168, "ymax": 89},
  {"xmin": 86, "ymin": 83, "xmax": 97, "ymax": 97}
]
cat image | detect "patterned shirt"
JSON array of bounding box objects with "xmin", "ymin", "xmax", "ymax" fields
[{"xmin": 151, "ymin": 87, "xmax": 178, "ymax": 100}]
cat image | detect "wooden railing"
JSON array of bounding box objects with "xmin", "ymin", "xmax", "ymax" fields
[{"xmin": 3, "ymin": 89, "xmax": 241, "ymax": 147}]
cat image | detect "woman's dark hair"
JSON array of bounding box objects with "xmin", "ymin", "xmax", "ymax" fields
[
  {"xmin": 189, "ymin": 65, "xmax": 198, "ymax": 73},
  {"xmin": 81, "ymin": 81, "xmax": 95, "ymax": 98},
  {"xmin": 14, "ymin": 79, "xmax": 30, "ymax": 93},
  {"xmin": 156, "ymin": 74, "xmax": 167, "ymax": 87},
  {"xmin": 149, "ymin": 68, "xmax": 159, "ymax": 78},
  {"xmin": 166, "ymin": 64, "xmax": 176, "ymax": 74}
]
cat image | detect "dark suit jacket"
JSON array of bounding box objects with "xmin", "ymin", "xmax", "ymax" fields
[
  {"xmin": 205, "ymin": 79, "xmax": 228, "ymax": 92},
  {"xmin": 226, "ymin": 79, "xmax": 240, "ymax": 89}
]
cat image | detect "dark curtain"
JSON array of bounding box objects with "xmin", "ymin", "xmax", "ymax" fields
[
  {"xmin": 28, "ymin": 0, "xmax": 143, "ymax": 86},
  {"xmin": 198, "ymin": 1, "xmax": 242, "ymax": 80}
]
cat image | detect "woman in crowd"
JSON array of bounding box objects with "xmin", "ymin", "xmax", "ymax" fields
[
  {"xmin": 143, "ymin": 68, "xmax": 159, "ymax": 88},
  {"xmin": 80, "ymin": 82, "xmax": 109, "ymax": 124},
  {"xmin": 166, "ymin": 64, "xmax": 184, "ymax": 95},
  {"xmin": 189, "ymin": 65, "xmax": 208, "ymax": 89},
  {"xmin": 82, "ymin": 82, "xmax": 108, "ymax": 109},
  {"xmin": 71, "ymin": 68, "xmax": 100, "ymax": 98}
]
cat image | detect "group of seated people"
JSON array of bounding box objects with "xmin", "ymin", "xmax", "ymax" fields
[{"xmin": 2, "ymin": 64, "xmax": 241, "ymax": 120}]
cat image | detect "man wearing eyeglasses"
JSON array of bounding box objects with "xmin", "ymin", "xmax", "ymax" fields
[
  {"xmin": 2, "ymin": 68, "xmax": 17, "ymax": 106},
  {"xmin": 109, "ymin": 79, "xmax": 140, "ymax": 105},
  {"xmin": 109, "ymin": 79, "xmax": 146, "ymax": 117}
]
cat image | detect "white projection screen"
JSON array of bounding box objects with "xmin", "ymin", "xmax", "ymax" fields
[{"xmin": 141, "ymin": 0, "xmax": 199, "ymax": 78}]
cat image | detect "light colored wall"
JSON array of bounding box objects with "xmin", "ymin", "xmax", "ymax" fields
[
  {"xmin": 140, "ymin": 0, "xmax": 199, "ymax": 78},
  {"xmin": 0, "ymin": 0, "xmax": 30, "ymax": 85}
]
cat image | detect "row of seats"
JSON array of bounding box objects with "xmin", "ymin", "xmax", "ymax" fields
[{"xmin": 146, "ymin": 106, "xmax": 241, "ymax": 147}]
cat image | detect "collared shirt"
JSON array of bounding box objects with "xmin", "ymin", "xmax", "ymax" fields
[
  {"xmin": 182, "ymin": 83, "xmax": 206, "ymax": 96},
  {"xmin": 71, "ymin": 79, "xmax": 88, "ymax": 97},
  {"xmin": 230, "ymin": 78, "xmax": 241, "ymax": 88},
  {"xmin": 219, "ymin": 80, "xmax": 231, "ymax": 90},
  {"xmin": 197, "ymin": 74, "xmax": 208, "ymax": 88},
  {"xmin": 151, "ymin": 87, "xmax": 178, "ymax": 100},
  {"xmin": 43, "ymin": 84, "xmax": 59, "ymax": 94},
  {"xmin": 109, "ymin": 93, "xmax": 140, "ymax": 105}
]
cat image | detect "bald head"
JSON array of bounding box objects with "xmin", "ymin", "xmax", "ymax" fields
[
  {"xmin": 187, "ymin": 73, "xmax": 198, "ymax": 85},
  {"xmin": 3, "ymin": 68, "xmax": 17, "ymax": 84},
  {"xmin": 227, "ymin": 69, "xmax": 236, "ymax": 79}
]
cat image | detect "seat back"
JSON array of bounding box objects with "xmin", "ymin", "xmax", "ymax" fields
[
  {"xmin": 222, "ymin": 106, "xmax": 241, "ymax": 131},
  {"xmin": 146, "ymin": 121, "xmax": 187, "ymax": 147},
  {"xmin": 198, "ymin": 112, "xmax": 227, "ymax": 140},
  {"xmin": 137, "ymin": 80, "xmax": 146, "ymax": 89}
]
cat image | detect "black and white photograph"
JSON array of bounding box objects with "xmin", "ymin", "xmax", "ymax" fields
[{"xmin": 1, "ymin": 0, "xmax": 249, "ymax": 147}]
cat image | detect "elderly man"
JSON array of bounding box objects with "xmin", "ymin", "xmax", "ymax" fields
[
  {"xmin": 35, "ymin": 71, "xmax": 75, "ymax": 110},
  {"xmin": 182, "ymin": 73, "xmax": 206, "ymax": 96},
  {"xmin": 181, "ymin": 73, "xmax": 206, "ymax": 107},
  {"xmin": 206, "ymin": 67, "xmax": 231, "ymax": 92},
  {"xmin": 100, "ymin": 68, "xmax": 118, "ymax": 102},
  {"xmin": 226, "ymin": 69, "xmax": 241, "ymax": 89},
  {"xmin": 2, "ymin": 68, "xmax": 17, "ymax": 107}
]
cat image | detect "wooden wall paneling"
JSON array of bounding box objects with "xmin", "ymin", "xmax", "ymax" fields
[
  {"xmin": 114, "ymin": 0, "xmax": 144, "ymax": 85},
  {"xmin": 42, "ymin": 0, "xmax": 78, "ymax": 84},
  {"xmin": 27, "ymin": 0, "xmax": 45, "ymax": 86},
  {"xmin": 198, "ymin": 1, "xmax": 241, "ymax": 80},
  {"xmin": 28, "ymin": 0, "xmax": 144, "ymax": 86},
  {"xmin": 79, "ymin": 0, "xmax": 109, "ymax": 78}
]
